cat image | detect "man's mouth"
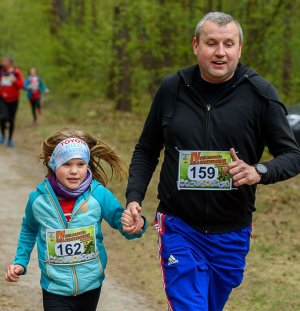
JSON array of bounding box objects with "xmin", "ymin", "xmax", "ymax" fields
[{"xmin": 212, "ymin": 61, "xmax": 226, "ymax": 65}]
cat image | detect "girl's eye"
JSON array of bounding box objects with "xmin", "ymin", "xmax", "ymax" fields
[
  {"xmin": 78, "ymin": 163, "xmax": 85, "ymax": 167},
  {"xmin": 63, "ymin": 163, "xmax": 70, "ymax": 167}
]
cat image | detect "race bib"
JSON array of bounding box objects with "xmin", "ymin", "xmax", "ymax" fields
[
  {"xmin": 1, "ymin": 76, "xmax": 13, "ymax": 86},
  {"xmin": 46, "ymin": 225, "xmax": 96, "ymax": 265},
  {"xmin": 178, "ymin": 150, "xmax": 233, "ymax": 190}
]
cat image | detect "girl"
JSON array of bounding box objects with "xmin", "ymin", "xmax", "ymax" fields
[
  {"xmin": 24, "ymin": 67, "xmax": 49, "ymax": 124},
  {"xmin": 5, "ymin": 128, "xmax": 146, "ymax": 311}
]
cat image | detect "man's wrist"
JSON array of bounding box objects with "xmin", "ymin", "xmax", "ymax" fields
[
  {"xmin": 126, "ymin": 191, "xmax": 143, "ymax": 206},
  {"xmin": 254, "ymin": 163, "xmax": 268, "ymax": 184}
]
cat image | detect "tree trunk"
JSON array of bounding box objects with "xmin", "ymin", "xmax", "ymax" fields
[
  {"xmin": 282, "ymin": 1, "xmax": 292, "ymax": 100},
  {"xmin": 50, "ymin": 0, "xmax": 68, "ymax": 35},
  {"xmin": 113, "ymin": 5, "xmax": 132, "ymax": 111}
]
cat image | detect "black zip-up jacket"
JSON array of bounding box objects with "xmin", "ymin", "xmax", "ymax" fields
[{"xmin": 126, "ymin": 63, "xmax": 300, "ymax": 233}]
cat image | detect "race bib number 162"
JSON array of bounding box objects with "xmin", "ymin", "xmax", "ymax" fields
[
  {"xmin": 46, "ymin": 225, "xmax": 96, "ymax": 265},
  {"xmin": 178, "ymin": 150, "xmax": 233, "ymax": 190}
]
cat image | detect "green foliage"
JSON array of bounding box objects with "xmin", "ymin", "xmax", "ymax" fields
[{"xmin": 1, "ymin": 0, "xmax": 300, "ymax": 109}]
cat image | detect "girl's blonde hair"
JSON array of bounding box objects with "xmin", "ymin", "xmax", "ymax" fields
[{"xmin": 38, "ymin": 128, "xmax": 127, "ymax": 186}]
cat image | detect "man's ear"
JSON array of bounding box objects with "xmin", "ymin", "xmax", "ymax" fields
[
  {"xmin": 239, "ymin": 43, "xmax": 243, "ymax": 58},
  {"xmin": 192, "ymin": 37, "xmax": 199, "ymax": 56}
]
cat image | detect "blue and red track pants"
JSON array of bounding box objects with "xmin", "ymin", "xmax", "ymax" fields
[{"xmin": 155, "ymin": 213, "xmax": 251, "ymax": 311}]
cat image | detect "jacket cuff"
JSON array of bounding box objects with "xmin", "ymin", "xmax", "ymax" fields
[
  {"xmin": 12, "ymin": 262, "xmax": 27, "ymax": 275},
  {"xmin": 126, "ymin": 191, "xmax": 144, "ymax": 206},
  {"xmin": 141, "ymin": 216, "xmax": 147, "ymax": 232}
]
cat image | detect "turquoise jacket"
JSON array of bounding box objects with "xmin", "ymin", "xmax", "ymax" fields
[
  {"xmin": 13, "ymin": 179, "xmax": 146, "ymax": 296},
  {"xmin": 24, "ymin": 75, "xmax": 48, "ymax": 100}
]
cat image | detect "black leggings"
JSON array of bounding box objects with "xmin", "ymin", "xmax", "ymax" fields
[
  {"xmin": 30, "ymin": 98, "xmax": 41, "ymax": 121},
  {"xmin": 0, "ymin": 99, "xmax": 19, "ymax": 140},
  {"xmin": 42, "ymin": 286, "xmax": 101, "ymax": 311}
]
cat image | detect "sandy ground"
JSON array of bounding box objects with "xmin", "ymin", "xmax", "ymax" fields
[{"xmin": 0, "ymin": 145, "xmax": 154, "ymax": 311}]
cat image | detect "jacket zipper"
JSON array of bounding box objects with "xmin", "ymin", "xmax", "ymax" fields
[
  {"xmin": 185, "ymin": 83, "xmax": 213, "ymax": 233},
  {"xmin": 67, "ymin": 193, "xmax": 92, "ymax": 296},
  {"xmin": 67, "ymin": 189, "xmax": 92, "ymax": 227},
  {"xmin": 205, "ymin": 104, "xmax": 211, "ymax": 233},
  {"xmin": 45, "ymin": 183, "xmax": 79, "ymax": 296},
  {"xmin": 72, "ymin": 266, "xmax": 79, "ymax": 296},
  {"xmin": 45, "ymin": 183, "xmax": 66, "ymax": 228}
]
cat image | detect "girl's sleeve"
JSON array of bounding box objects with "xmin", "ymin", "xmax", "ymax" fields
[
  {"xmin": 24, "ymin": 77, "xmax": 30, "ymax": 90},
  {"xmin": 13, "ymin": 193, "xmax": 39, "ymax": 273},
  {"xmin": 94, "ymin": 185, "xmax": 147, "ymax": 240},
  {"xmin": 39, "ymin": 78, "xmax": 48, "ymax": 93}
]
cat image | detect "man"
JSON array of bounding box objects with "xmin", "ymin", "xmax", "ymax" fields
[
  {"xmin": 125, "ymin": 12, "xmax": 300, "ymax": 311},
  {"xmin": 0, "ymin": 56, "xmax": 24, "ymax": 147}
]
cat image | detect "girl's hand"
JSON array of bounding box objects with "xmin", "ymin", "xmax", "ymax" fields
[
  {"xmin": 121, "ymin": 209, "xmax": 144, "ymax": 234},
  {"xmin": 121, "ymin": 209, "xmax": 135, "ymax": 231},
  {"xmin": 5, "ymin": 264, "xmax": 24, "ymax": 282}
]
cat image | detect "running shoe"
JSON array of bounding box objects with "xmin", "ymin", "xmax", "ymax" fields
[
  {"xmin": 7, "ymin": 139, "xmax": 14, "ymax": 148},
  {"xmin": 0, "ymin": 135, "xmax": 5, "ymax": 145}
]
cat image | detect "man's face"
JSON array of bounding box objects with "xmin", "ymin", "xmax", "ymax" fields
[{"xmin": 192, "ymin": 21, "xmax": 242, "ymax": 84}]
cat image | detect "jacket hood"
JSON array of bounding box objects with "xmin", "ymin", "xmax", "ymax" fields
[{"xmin": 178, "ymin": 63, "xmax": 287, "ymax": 115}]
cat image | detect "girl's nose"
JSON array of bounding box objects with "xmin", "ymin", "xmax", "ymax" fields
[{"xmin": 70, "ymin": 167, "xmax": 78, "ymax": 174}]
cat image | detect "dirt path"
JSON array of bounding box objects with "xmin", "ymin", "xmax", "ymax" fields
[{"xmin": 0, "ymin": 145, "xmax": 154, "ymax": 311}]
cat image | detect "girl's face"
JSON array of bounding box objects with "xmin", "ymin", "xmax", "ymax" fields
[
  {"xmin": 29, "ymin": 68, "xmax": 37, "ymax": 76},
  {"xmin": 55, "ymin": 158, "xmax": 88, "ymax": 190}
]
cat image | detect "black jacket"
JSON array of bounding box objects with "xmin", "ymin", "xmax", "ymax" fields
[{"xmin": 126, "ymin": 63, "xmax": 300, "ymax": 233}]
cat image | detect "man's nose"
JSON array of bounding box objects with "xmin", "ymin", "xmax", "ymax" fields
[{"xmin": 215, "ymin": 44, "xmax": 225, "ymax": 57}]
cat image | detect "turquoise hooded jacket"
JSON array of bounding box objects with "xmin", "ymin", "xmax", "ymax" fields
[{"xmin": 13, "ymin": 179, "xmax": 146, "ymax": 296}]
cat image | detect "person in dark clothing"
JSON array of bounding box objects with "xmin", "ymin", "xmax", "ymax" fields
[
  {"xmin": 125, "ymin": 12, "xmax": 300, "ymax": 311},
  {"xmin": 0, "ymin": 56, "xmax": 24, "ymax": 147}
]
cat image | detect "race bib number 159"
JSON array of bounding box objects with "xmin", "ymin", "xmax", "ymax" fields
[{"xmin": 178, "ymin": 150, "xmax": 233, "ymax": 190}]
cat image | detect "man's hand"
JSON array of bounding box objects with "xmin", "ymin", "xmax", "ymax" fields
[
  {"xmin": 123, "ymin": 201, "xmax": 143, "ymax": 234},
  {"xmin": 222, "ymin": 148, "xmax": 261, "ymax": 187},
  {"xmin": 5, "ymin": 264, "xmax": 24, "ymax": 282}
]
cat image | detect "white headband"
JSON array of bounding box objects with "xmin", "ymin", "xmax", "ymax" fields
[{"xmin": 48, "ymin": 138, "xmax": 90, "ymax": 171}]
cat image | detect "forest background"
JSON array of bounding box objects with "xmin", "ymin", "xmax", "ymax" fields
[{"xmin": 1, "ymin": 0, "xmax": 300, "ymax": 111}]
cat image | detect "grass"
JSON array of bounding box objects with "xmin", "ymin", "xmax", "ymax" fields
[{"xmin": 15, "ymin": 94, "xmax": 300, "ymax": 310}]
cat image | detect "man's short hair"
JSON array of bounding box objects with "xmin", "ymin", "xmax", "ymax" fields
[{"xmin": 195, "ymin": 12, "xmax": 243, "ymax": 43}]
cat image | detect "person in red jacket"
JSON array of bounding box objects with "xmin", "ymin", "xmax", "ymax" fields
[{"xmin": 0, "ymin": 56, "xmax": 24, "ymax": 147}]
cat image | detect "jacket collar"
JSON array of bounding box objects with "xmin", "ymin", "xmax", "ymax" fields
[
  {"xmin": 177, "ymin": 63, "xmax": 287, "ymax": 114},
  {"xmin": 178, "ymin": 63, "xmax": 250, "ymax": 87}
]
